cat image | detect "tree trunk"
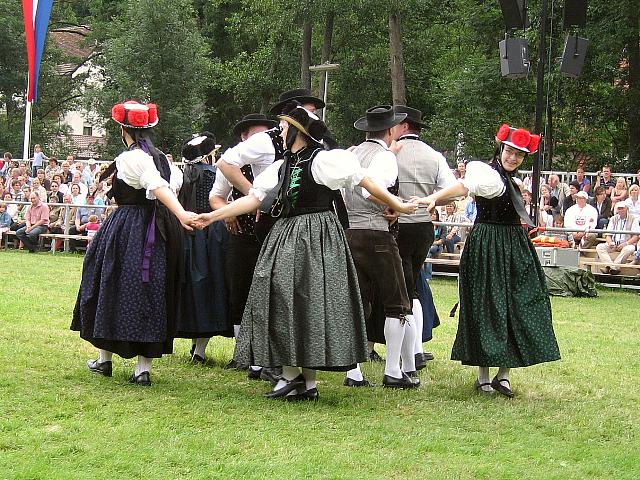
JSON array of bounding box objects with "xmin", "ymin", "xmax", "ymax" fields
[
  {"xmin": 627, "ymin": 1, "xmax": 640, "ymax": 169},
  {"xmin": 317, "ymin": 11, "xmax": 335, "ymax": 118},
  {"xmin": 389, "ymin": 10, "xmax": 406, "ymax": 106},
  {"xmin": 301, "ymin": 19, "xmax": 312, "ymax": 90}
]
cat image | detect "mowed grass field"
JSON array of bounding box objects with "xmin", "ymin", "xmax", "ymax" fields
[{"xmin": 1, "ymin": 250, "xmax": 639, "ymax": 479}]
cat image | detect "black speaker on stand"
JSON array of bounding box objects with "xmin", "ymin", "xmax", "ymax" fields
[
  {"xmin": 500, "ymin": 36, "xmax": 531, "ymax": 79},
  {"xmin": 499, "ymin": 0, "xmax": 528, "ymax": 29},
  {"xmin": 560, "ymin": 35, "xmax": 589, "ymax": 78},
  {"xmin": 563, "ymin": 0, "xmax": 587, "ymax": 29}
]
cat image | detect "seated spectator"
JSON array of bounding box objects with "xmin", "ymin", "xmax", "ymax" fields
[
  {"xmin": 86, "ymin": 158, "xmax": 100, "ymax": 181},
  {"xmin": 52, "ymin": 173, "xmax": 68, "ymax": 195},
  {"xmin": 60, "ymin": 160, "xmax": 73, "ymax": 185},
  {"xmin": 631, "ymin": 168, "xmax": 640, "ymax": 186},
  {"xmin": 0, "ymin": 201, "xmax": 12, "ymax": 237},
  {"xmin": 522, "ymin": 189, "xmax": 534, "ymax": 219},
  {"xmin": 69, "ymin": 194, "xmax": 100, "ymax": 252},
  {"xmin": 575, "ymin": 167, "xmax": 591, "ymax": 195},
  {"xmin": 76, "ymin": 161, "xmax": 94, "ymax": 187},
  {"xmin": 15, "ymin": 192, "xmax": 49, "ymax": 253},
  {"xmin": 35, "ymin": 169, "xmax": 50, "ymax": 191},
  {"xmin": 48, "ymin": 194, "xmax": 75, "ymax": 251},
  {"xmin": 424, "ymin": 209, "xmax": 447, "ymax": 280},
  {"xmin": 464, "ymin": 195, "xmax": 477, "ymax": 223},
  {"xmin": 443, "ymin": 201, "xmax": 464, "ymax": 253},
  {"xmin": 45, "ymin": 157, "xmax": 60, "ymax": 179},
  {"xmin": 625, "ymin": 184, "xmax": 640, "ymax": 217},
  {"xmin": 548, "ymin": 174, "xmax": 570, "ymax": 214},
  {"xmin": 31, "ymin": 177, "xmax": 47, "ymax": 202},
  {"xmin": 85, "ymin": 214, "xmax": 101, "ymax": 241},
  {"xmin": 550, "ymin": 214, "xmax": 571, "ymax": 243},
  {"xmin": 0, "ymin": 179, "xmax": 5, "ymax": 201},
  {"xmin": 17, "ymin": 163, "xmax": 30, "ymax": 183},
  {"xmin": 0, "ymin": 152, "xmax": 11, "ymax": 180},
  {"xmin": 595, "ymin": 165, "xmax": 616, "ymax": 196},
  {"xmin": 48, "ymin": 180, "xmax": 64, "ymax": 203},
  {"xmin": 89, "ymin": 181, "xmax": 109, "ymax": 207},
  {"xmin": 523, "ymin": 174, "xmax": 545, "ymax": 194},
  {"xmin": 9, "ymin": 179, "xmax": 24, "ymax": 201},
  {"xmin": 564, "ymin": 191, "xmax": 598, "ymax": 248},
  {"xmin": 539, "ymin": 184, "xmax": 559, "ymax": 219},
  {"xmin": 3, "ymin": 192, "xmax": 18, "ymax": 223},
  {"xmin": 596, "ymin": 202, "xmax": 639, "ymax": 274},
  {"xmin": 70, "ymin": 171, "xmax": 88, "ymax": 196},
  {"xmin": 562, "ymin": 180, "xmax": 580, "ymax": 213},
  {"xmin": 69, "ymin": 183, "xmax": 85, "ymax": 205},
  {"xmin": 610, "ymin": 177, "xmax": 628, "ymax": 204},
  {"xmin": 589, "ymin": 186, "xmax": 613, "ymax": 229},
  {"xmin": 456, "ymin": 161, "xmax": 466, "ymax": 180}
]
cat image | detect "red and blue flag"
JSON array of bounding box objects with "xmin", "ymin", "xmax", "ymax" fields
[{"xmin": 21, "ymin": 0, "xmax": 55, "ymax": 102}]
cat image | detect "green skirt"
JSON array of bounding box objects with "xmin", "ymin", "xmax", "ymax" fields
[{"xmin": 451, "ymin": 223, "xmax": 560, "ymax": 367}]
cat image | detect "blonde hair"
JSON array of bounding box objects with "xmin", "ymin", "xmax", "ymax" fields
[{"xmin": 88, "ymin": 214, "xmax": 98, "ymax": 223}]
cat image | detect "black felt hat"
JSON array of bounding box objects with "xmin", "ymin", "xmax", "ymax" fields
[
  {"xmin": 232, "ymin": 113, "xmax": 278, "ymax": 138},
  {"xmin": 181, "ymin": 131, "xmax": 220, "ymax": 164},
  {"xmin": 393, "ymin": 105, "xmax": 427, "ymax": 129},
  {"xmin": 353, "ymin": 105, "xmax": 407, "ymax": 132},
  {"xmin": 278, "ymin": 104, "xmax": 327, "ymax": 144},
  {"xmin": 269, "ymin": 88, "xmax": 325, "ymax": 115}
]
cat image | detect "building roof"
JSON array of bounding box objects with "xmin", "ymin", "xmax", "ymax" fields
[
  {"xmin": 70, "ymin": 134, "xmax": 106, "ymax": 159},
  {"xmin": 50, "ymin": 26, "xmax": 95, "ymax": 76}
]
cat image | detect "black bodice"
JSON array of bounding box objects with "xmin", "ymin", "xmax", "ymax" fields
[
  {"xmin": 109, "ymin": 176, "xmax": 153, "ymax": 207},
  {"xmin": 281, "ymin": 147, "xmax": 336, "ymax": 217},
  {"xmin": 475, "ymin": 178, "xmax": 521, "ymax": 226},
  {"xmin": 231, "ymin": 165, "xmax": 256, "ymax": 236}
]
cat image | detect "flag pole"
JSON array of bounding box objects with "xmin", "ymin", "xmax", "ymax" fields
[{"xmin": 22, "ymin": 91, "xmax": 33, "ymax": 163}]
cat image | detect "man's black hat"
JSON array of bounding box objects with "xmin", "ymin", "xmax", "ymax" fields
[
  {"xmin": 269, "ymin": 88, "xmax": 325, "ymax": 115},
  {"xmin": 232, "ymin": 113, "xmax": 278, "ymax": 138},
  {"xmin": 393, "ymin": 105, "xmax": 427, "ymax": 129},
  {"xmin": 353, "ymin": 105, "xmax": 407, "ymax": 132}
]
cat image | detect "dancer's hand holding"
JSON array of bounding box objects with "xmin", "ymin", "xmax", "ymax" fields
[
  {"xmin": 179, "ymin": 211, "xmax": 198, "ymax": 231},
  {"xmin": 410, "ymin": 195, "xmax": 436, "ymax": 212}
]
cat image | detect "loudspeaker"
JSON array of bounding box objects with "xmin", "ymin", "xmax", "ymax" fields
[
  {"xmin": 563, "ymin": 0, "xmax": 587, "ymax": 29},
  {"xmin": 499, "ymin": 0, "xmax": 528, "ymax": 30},
  {"xmin": 560, "ymin": 35, "xmax": 588, "ymax": 78},
  {"xmin": 499, "ymin": 37, "xmax": 530, "ymax": 79}
]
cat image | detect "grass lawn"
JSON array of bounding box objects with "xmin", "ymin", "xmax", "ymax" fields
[{"xmin": 1, "ymin": 250, "xmax": 639, "ymax": 479}]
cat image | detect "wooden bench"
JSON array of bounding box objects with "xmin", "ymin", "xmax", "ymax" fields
[
  {"xmin": 424, "ymin": 257, "xmax": 460, "ymax": 266},
  {"xmin": 579, "ymin": 260, "xmax": 640, "ymax": 276},
  {"xmin": 39, "ymin": 233, "xmax": 91, "ymax": 253}
]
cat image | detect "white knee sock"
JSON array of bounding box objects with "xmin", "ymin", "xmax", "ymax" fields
[
  {"xmin": 497, "ymin": 367, "xmax": 510, "ymax": 381},
  {"xmin": 346, "ymin": 364, "xmax": 364, "ymax": 381},
  {"xmin": 274, "ymin": 366, "xmax": 300, "ymax": 390},
  {"xmin": 302, "ymin": 368, "xmax": 317, "ymax": 390},
  {"xmin": 383, "ymin": 317, "xmax": 404, "ymax": 378},
  {"xmin": 194, "ymin": 338, "xmax": 209, "ymax": 357},
  {"xmin": 400, "ymin": 316, "xmax": 416, "ymax": 372},
  {"xmin": 99, "ymin": 349, "xmax": 113, "ymax": 363},
  {"xmin": 412, "ymin": 299, "xmax": 424, "ymax": 355},
  {"xmin": 367, "ymin": 341, "xmax": 375, "ymax": 354},
  {"xmin": 233, "ymin": 324, "xmax": 241, "ymax": 338},
  {"xmin": 135, "ymin": 356, "xmax": 152, "ymax": 376}
]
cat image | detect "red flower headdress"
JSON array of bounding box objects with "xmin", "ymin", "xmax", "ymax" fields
[
  {"xmin": 111, "ymin": 101, "xmax": 159, "ymax": 129},
  {"xmin": 495, "ymin": 123, "xmax": 540, "ymax": 154}
]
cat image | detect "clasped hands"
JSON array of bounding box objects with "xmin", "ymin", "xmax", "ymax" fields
[{"xmin": 179, "ymin": 211, "xmax": 218, "ymax": 231}]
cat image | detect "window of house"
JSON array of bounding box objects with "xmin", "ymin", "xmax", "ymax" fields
[{"xmin": 83, "ymin": 126, "xmax": 93, "ymax": 136}]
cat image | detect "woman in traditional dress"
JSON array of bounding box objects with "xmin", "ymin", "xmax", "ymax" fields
[
  {"xmin": 413, "ymin": 124, "xmax": 560, "ymax": 397},
  {"xmin": 72, "ymin": 101, "xmax": 197, "ymax": 386},
  {"xmin": 175, "ymin": 132, "xmax": 232, "ymax": 362},
  {"xmin": 196, "ymin": 105, "xmax": 417, "ymax": 401}
]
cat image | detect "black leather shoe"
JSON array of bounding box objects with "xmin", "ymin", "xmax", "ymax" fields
[
  {"xmin": 382, "ymin": 374, "xmax": 418, "ymax": 389},
  {"xmin": 404, "ymin": 372, "xmax": 420, "ymax": 387},
  {"xmin": 343, "ymin": 377, "xmax": 374, "ymax": 387},
  {"xmin": 247, "ymin": 367, "xmax": 263, "ymax": 380},
  {"xmin": 285, "ymin": 387, "xmax": 319, "ymax": 402},
  {"xmin": 423, "ymin": 352, "xmax": 435, "ymax": 361},
  {"xmin": 86, "ymin": 359, "xmax": 112, "ymax": 377},
  {"xmin": 191, "ymin": 353, "xmax": 206, "ymax": 364},
  {"xmin": 369, "ymin": 349, "xmax": 384, "ymax": 362},
  {"xmin": 475, "ymin": 379, "xmax": 495, "ymax": 396},
  {"xmin": 404, "ymin": 370, "xmax": 418, "ymax": 378},
  {"xmin": 128, "ymin": 371, "xmax": 151, "ymax": 386},
  {"xmin": 491, "ymin": 376, "xmax": 514, "ymax": 398},
  {"xmin": 264, "ymin": 374, "xmax": 305, "ymax": 398},
  {"xmin": 415, "ymin": 353, "xmax": 427, "ymax": 370},
  {"xmin": 260, "ymin": 368, "xmax": 281, "ymax": 385}
]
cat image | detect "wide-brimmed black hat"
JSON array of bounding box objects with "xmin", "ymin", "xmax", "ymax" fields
[
  {"xmin": 393, "ymin": 105, "xmax": 427, "ymax": 129},
  {"xmin": 353, "ymin": 105, "xmax": 407, "ymax": 132},
  {"xmin": 181, "ymin": 131, "xmax": 220, "ymax": 164},
  {"xmin": 269, "ymin": 88, "xmax": 325, "ymax": 115},
  {"xmin": 232, "ymin": 113, "xmax": 278, "ymax": 138}
]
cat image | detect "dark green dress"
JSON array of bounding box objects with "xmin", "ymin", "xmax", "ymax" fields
[{"xmin": 451, "ymin": 163, "xmax": 561, "ymax": 367}]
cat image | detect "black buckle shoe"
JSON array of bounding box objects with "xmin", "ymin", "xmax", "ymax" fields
[
  {"xmin": 382, "ymin": 373, "xmax": 419, "ymax": 389},
  {"xmin": 343, "ymin": 377, "xmax": 374, "ymax": 387},
  {"xmin": 285, "ymin": 387, "xmax": 319, "ymax": 402},
  {"xmin": 86, "ymin": 359, "xmax": 112, "ymax": 377},
  {"xmin": 475, "ymin": 379, "xmax": 496, "ymax": 396},
  {"xmin": 260, "ymin": 368, "xmax": 282, "ymax": 385},
  {"xmin": 128, "ymin": 371, "xmax": 151, "ymax": 386},
  {"xmin": 264, "ymin": 374, "xmax": 305, "ymax": 398},
  {"xmin": 491, "ymin": 376, "xmax": 514, "ymax": 398},
  {"xmin": 369, "ymin": 349, "xmax": 384, "ymax": 362},
  {"xmin": 415, "ymin": 353, "xmax": 427, "ymax": 370},
  {"xmin": 190, "ymin": 353, "xmax": 206, "ymax": 364},
  {"xmin": 247, "ymin": 367, "xmax": 263, "ymax": 380}
]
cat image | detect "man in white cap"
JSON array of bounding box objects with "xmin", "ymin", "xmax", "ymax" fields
[
  {"xmin": 595, "ymin": 202, "xmax": 639, "ymax": 274},
  {"xmin": 563, "ymin": 191, "xmax": 598, "ymax": 248}
]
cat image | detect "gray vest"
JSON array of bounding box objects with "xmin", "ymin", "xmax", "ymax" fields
[
  {"xmin": 396, "ymin": 136, "xmax": 443, "ymax": 223},
  {"xmin": 344, "ymin": 141, "xmax": 391, "ymax": 231}
]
